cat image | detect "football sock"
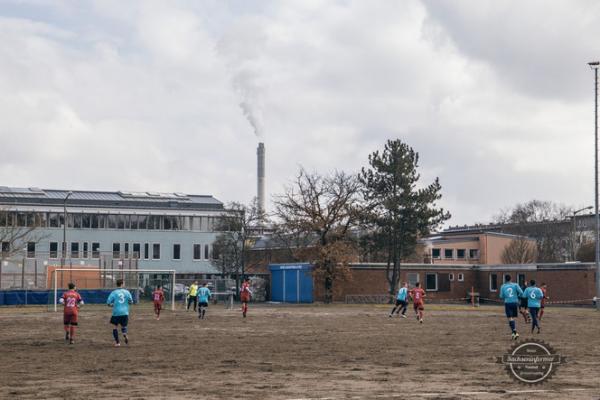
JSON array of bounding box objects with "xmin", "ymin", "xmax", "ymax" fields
[
  {"xmin": 112, "ymin": 329, "xmax": 119, "ymax": 343},
  {"xmin": 70, "ymin": 326, "xmax": 75, "ymax": 339},
  {"xmin": 121, "ymin": 327, "xmax": 128, "ymax": 335},
  {"xmin": 509, "ymin": 320, "xmax": 516, "ymax": 333}
]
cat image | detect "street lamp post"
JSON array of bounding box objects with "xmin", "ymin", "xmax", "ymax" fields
[
  {"xmin": 61, "ymin": 191, "xmax": 73, "ymax": 285},
  {"xmin": 571, "ymin": 206, "xmax": 593, "ymax": 260},
  {"xmin": 589, "ymin": 61, "xmax": 600, "ymax": 310}
]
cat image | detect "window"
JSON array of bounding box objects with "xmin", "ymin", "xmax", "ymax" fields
[
  {"xmin": 82, "ymin": 242, "xmax": 89, "ymax": 258},
  {"xmin": 148, "ymin": 215, "xmax": 160, "ymax": 230},
  {"xmin": 117, "ymin": 215, "xmax": 128, "ymax": 230},
  {"xmin": 130, "ymin": 215, "xmax": 139, "ymax": 230},
  {"xmin": 173, "ymin": 244, "xmax": 181, "ymax": 260},
  {"xmin": 73, "ymin": 214, "xmax": 82, "ymax": 229},
  {"xmin": 458, "ymin": 273, "xmax": 464, "ymax": 282},
  {"xmin": 407, "ymin": 273, "xmax": 419, "ymax": 288},
  {"xmin": 432, "ymin": 248, "xmax": 441, "ymax": 259},
  {"xmin": 153, "ymin": 244, "xmax": 161, "ymax": 260},
  {"xmin": 138, "ymin": 215, "xmax": 148, "ymax": 230},
  {"xmin": 449, "ymin": 273, "xmax": 454, "ymax": 281},
  {"xmin": 518, "ymin": 273, "xmax": 526, "ymax": 287},
  {"xmin": 49, "ymin": 242, "xmax": 58, "ymax": 258},
  {"xmin": 61, "ymin": 242, "xmax": 66, "ymax": 258},
  {"xmin": 2, "ymin": 241, "xmax": 10, "ymax": 256},
  {"xmin": 108, "ymin": 215, "xmax": 118, "ymax": 229},
  {"xmin": 113, "ymin": 243, "xmax": 120, "ymax": 258},
  {"xmin": 192, "ymin": 217, "xmax": 201, "ymax": 231},
  {"xmin": 133, "ymin": 243, "xmax": 140, "ymax": 259},
  {"xmin": 0, "ymin": 212, "xmax": 6, "ymax": 227},
  {"xmin": 426, "ymin": 273, "xmax": 438, "ymax": 291},
  {"xmin": 92, "ymin": 243, "xmax": 100, "ymax": 259},
  {"xmin": 193, "ymin": 244, "xmax": 202, "ymax": 260},
  {"xmin": 71, "ymin": 242, "xmax": 79, "ymax": 259},
  {"xmin": 457, "ymin": 249, "xmax": 466, "ymax": 259},
  {"xmin": 181, "ymin": 216, "xmax": 191, "ymax": 230},
  {"xmin": 48, "ymin": 213, "xmax": 59, "ymax": 228},
  {"xmin": 124, "ymin": 243, "xmax": 129, "ymax": 258},
  {"xmin": 144, "ymin": 243, "xmax": 149, "ymax": 260},
  {"xmin": 469, "ymin": 249, "xmax": 479, "ymax": 259},
  {"xmin": 204, "ymin": 244, "xmax": 210, "ymax": 260},
  {"xmin": 163, "ymin": 216, "xmax": 172, "ymax": 230},
  {"xmin": 490, "ymin": 273, "xmax": 498, "ymax": 292},
  {"xmin": 81, "ymin": 214, "xmax": 90, "ymax": 229},
  {"xmin": 17, "ymin": 212, "xmax": 26, "ymax": 227},
  {"xmin": 444, "ymin": 249, "xmax": 453, "ymax": 259},
  {"xmin": 97, "ymin": 214, "xmax": 107, "ymax": 229},
  {"xmin": 26, "ymin": 242, "xmax": 36, "ymax": 258}
]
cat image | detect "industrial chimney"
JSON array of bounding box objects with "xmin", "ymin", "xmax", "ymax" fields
[{"xmin": 257, "ymin": 142, "xmax": 265, "ymax": 215}]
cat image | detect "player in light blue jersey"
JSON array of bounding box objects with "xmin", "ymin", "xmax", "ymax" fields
[
  {"xmin": 389, "ymin": 282, "xmax": 409, "ymax": 318},
  {"xmin": 107, "ymin": 279, "xmax": 134, "ymax": 347},
  {"xmin": 499, "ymin": 275, "xmax": 523, "ymax": 340},
  {"xmin": 522, "ymin": 279, "xmax": 544, "ymax": 334},
  {"xmin": 197, "ymin": 282, "xmax": 212, "ymax": 320}
]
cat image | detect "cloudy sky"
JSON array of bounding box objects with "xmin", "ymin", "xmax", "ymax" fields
[{"xmin": 0, "ymin": 0, "xmax": 598, "ymax": 226}]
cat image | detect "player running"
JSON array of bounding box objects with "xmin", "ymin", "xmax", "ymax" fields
[
  {"xmin": 59, "ymin": 282, "xmax": 84, "ymax": 344},
  {"xmin": 240, "ymin": 278, "xmax": 252, "ymax": 318},
  {"xmin": 389, "ymin": 282, "xmax": 408, "ymax": 318},
  {"xmin": 152, "ymin": 285, "xmax": 165, "ymax": 320},
  {"xmin": 499, "ymin": 275, "xmax": 523, "ymax": 340},
  {"xmin": 539, "ymin": 283, "xmax": 550, "ymax": 321},
  {"xmin": 409, "ymin": 282, "xmax": 426, "ymax": 323},
  {"xmin": 519, "ymin": 281, "xmax": 530, "ymax": 324},
  {"xmin": 187, "ymin": 281, "xmax": 199, "ymax": 312},
  {"xmin": 107, "ymin": 279, "xmax": 134, "ymax": 347},
  {"xmin": 522, "ymin": 279, "xmax": 544, "ymax": 334},
  {"xmin": 198, "ymin": 282, "xmax": 212, "ymax": 320}
]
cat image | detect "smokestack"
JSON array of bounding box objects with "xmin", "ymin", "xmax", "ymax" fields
[{"xmin": 257, "ymin": 142, "xmax": 265, "ymax": 215}]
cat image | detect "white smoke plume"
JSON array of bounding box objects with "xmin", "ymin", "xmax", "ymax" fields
[{"xmin": 233, "ymin": 70, "xmax": 264, "ymax": 138}]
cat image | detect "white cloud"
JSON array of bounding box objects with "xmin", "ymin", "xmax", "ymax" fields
[{"xmin": 0, "ymin": 0, "xmax": 595, "ymax": 227}]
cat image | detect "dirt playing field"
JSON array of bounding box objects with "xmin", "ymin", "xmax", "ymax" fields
[{"xmin": 1, "ymin": 303, "xmax": 599, "ymax": 400}]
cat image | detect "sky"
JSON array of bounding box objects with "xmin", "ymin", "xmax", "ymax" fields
[{"xmin": 0, "ymin": 0, "xmax": 599, "ymax": 227}]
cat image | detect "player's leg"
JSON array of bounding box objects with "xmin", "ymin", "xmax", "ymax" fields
[
  {"xmin": 198, "ymin": 303, "xmax": 203, "ymax": 319},
  {"xmin": 242, "ymin": 301, "xmax": 248, "ymax": 318},
  {"xmin": 111, "ymin": 317, "xmax": 120, "ymax": 346},
  {"xmin": 193, "ymin": 296, "xmax": 198, "ymax": 312},
  {"xmin": 121, "ymin": 316, "xmax": 129, "ymax": 344},
  {"xmin": 529, "ymin": 307, "xmax": 540, "ymax": 333},
  {"xmin": 539, "ymin": 305, "xmax": 544, "ymax": 321},
  {"xmin": 63, "ymin": 315, "xmax": 71, "ymax": 342},
  {"xmin": 418, "ymin": 305, "xmax": 424, "ymax": 323},
  {"xmin": 186, "ymin": 296, "xmax": 191, "ymax": 310},
  {"xmin": 202, "ymin": 302, "xmax": 207, "ymax": 319},
  {"xmin": 69, "ymin": 322, "xmax": 77, "ymax": 344},
  {"xmin": 400, "ymin": 301, "xmax": 407, "ymax": 317},
  {"xmin": 389, "ymin": 300, "xmax": 399, "ymax": 317}
]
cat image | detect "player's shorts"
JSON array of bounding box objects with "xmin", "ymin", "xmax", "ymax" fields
[
  {"xmin": 413, "ymin": 302, "xmax": 424, "ymax": 311},
  {"xmin": 199, "ymin": 301, "xmax": 208, "ymax": 307},
  {"xmin": 395, "ymin": 299, "xmax": 407, "ymax": 307},
  {"xmin": 519, "ymin": 298, "xmax": 528, "ymax": 309},
  {"xmin": 63, "ymin": 313, "xmax": 78, "ymax": 325},
  {"xmin": 541, "ymin": 303, "xmax": 545, "ymax": 309},
  {"xmin": 240, "ymin": 295, "xmax": 250, "ymax": 303},
  {"xmin": 154, "ymin": 301, "xmax": 162, "ymax": 310},
  {"xmin": 110, "ymin": 315, "xmax": 129, "ymax": 327},
  {"xmin": 504, "ymin": 303, "xmax": 518, "ymax": 318}
]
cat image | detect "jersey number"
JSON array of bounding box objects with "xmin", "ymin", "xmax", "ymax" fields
[
  {"xmin": 506, "ymin": 288, "xmax": 513, "ymax": 297},
  {"xmin": 118, "ymin": 293, "xmax": 125, "ymax": 304},
  {"xmin": 66, "ymin": 297, "xmax": 76, "ymax": 307}
]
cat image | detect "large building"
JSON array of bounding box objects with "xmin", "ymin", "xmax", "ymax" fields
[{"xmin": 0, "ymin": 186, "xmax": 227, "ymax": 288}]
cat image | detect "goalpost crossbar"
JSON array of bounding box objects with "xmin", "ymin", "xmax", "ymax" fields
[{"xmin": 51, "ymin": 268, "xmax": 177, "ymax": 312}]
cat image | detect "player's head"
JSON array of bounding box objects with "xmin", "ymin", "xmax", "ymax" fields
[
  {"xmin": 415, "ymin": 282, "xmax": 420, "ymax": 288},
  {"xmin": 193, "ymin": 280, "xmax": 198, "ymax": 285},
  {"xmin": 116, "ymin": 279, "xmax": 124, "ymax": 287},
  {"xmin": 505, "ymin": 275, "xmax": 512, "ymax": 282},
  {"xmin": 156, "ymin": 284, "xmax": 161, "ymax": 289},
  {"xmin": 244, "ymin": 277, "xmax": 250, "ymax": 283},
  {"xmin": 529, "ymin": 279, "xmax": 536, "ymax": 287},
  {"xmin": 68, "ymin": 282, "xmax": 75, "ymax": 290},
  {"xmin": 203, "ymin": 282, "xmax": 208, "ymax": 287},
  {"xmin": 541, "ymin": 282, "xmax": 546, "ymax": 288},
  {"xmin": 403, "ymin": 281, "xmax": 408, "ymax": 287}
]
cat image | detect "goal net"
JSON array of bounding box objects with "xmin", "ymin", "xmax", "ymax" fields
[{"xmin": 49, "ymin": 268, "xmax": 176, "ymax": 312}]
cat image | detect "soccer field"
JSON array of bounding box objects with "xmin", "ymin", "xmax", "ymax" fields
[{"xmin": 1, "ymin": 304, "xmax": 599, "ymax": 400}]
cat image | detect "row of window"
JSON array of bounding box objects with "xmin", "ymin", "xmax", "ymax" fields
[
  {"xmin": 0, "ymin": 212, "xmax": 223, "ymax": 232},
  {"xmin": 431, "ymin": 248, "xmax": 479, "ymax": 259},
  {"xmin": 489, "ymin": 273, "xmax": 527, "ymax": 292},
  {"xmin": 406, "ymin": 272, "xmax": 466, "ymax": 292},
  {"xmin": 2, "ymin": 241, "xmax": 213, "ymax": 262}
]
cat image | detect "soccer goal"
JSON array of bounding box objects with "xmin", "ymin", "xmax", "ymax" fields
[{"xmin": 49, "ymin": 268, "xmax": 177, "ymax": 312}]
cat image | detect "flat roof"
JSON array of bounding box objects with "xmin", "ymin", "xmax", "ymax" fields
[{"xmin": 0, "ymin": 187, "xmax": 224, "ymax": 211}]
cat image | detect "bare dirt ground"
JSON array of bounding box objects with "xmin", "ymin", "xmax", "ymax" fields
[{"xmin": 1, "ymin": 303, "xmax": 599, "ymax": 400}]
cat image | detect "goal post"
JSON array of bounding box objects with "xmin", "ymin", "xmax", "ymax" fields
[{"xmin": 50, "ymin": 268, "xmax": 176, "ymax": 312}]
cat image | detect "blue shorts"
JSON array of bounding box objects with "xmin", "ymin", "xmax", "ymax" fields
[
  {"xmin": 504, "ymin": 303, "xmax": 518, "ymax": 318},
  {"xmin": 110, "ymin": 315, "xmax": 129, "ymax": 327}
]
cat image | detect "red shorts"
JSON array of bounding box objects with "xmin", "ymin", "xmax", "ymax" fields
[
  {"xmin": 63, "ymin": 313, "xmax": 78, "ymax": 325},
  {"xmin": 413, "ymin": 302, "xmax": 424, "ymax": 311},
  {"xmin": 154, "ymin": 301, "xmax": 162, "ymax": 311},
  {"xmin": 240, "ymin": 295, "xmax": 250, "ymax": 303}
]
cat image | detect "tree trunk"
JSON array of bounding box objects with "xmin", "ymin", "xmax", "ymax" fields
[{"xmin": 324, "ymin": 276, "xmax": 333, "ymax": 304}]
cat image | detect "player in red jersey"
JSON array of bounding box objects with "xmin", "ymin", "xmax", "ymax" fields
[
  {"xmin": 240, "ymin": 278, "xmax": 252, "ymax": 318},
  {"xmin": 59, "ymin": 283, "xmax": 84, "ymax": 344},
  {"xmin": 152, "ymin": 285, "xmax": 165, "ymax": 320},
  {"xmin": 409, "ymin": 282, "xmax": 426, "ymax": 323},
  {"xmin": 538, "ymin": 283, "xmax": 549, "ymax": 321}
]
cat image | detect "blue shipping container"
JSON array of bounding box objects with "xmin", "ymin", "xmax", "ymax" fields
[{"xmin": 269, "ymin": 264, "xmax": 313, "ymax": 303}]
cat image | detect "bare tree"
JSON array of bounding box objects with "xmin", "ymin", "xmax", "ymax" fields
[
  {"xmin": 493, "ymin": 200, "xmax": 573, "ymax": 262},
  {"xmin": 211, "ymin": 199, "xmax": 266, "ymax": 292},
  {"xmin": 501, "ymin": 237, "xmax": 538, "ymax": 264},
  {"xmin": 272, "ymin": 168, "xmax": 362, "ymax": 303},
  {"xmin": 0, "ymin": 208, "xmax": 46, "ymax": 288}
]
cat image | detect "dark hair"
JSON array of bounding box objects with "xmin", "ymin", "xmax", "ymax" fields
[
  {"xmin": 116, "ymin": 279, "xmax": 124, "ymax": 287},
  {"xmin": 156, "ymin": 285, "xmax": 161, "ymax": 289},
  {"xmin": 68, "ymin": 283, "xmax": 75, "ymax": 289},
  {"xmin": 415, "ymin": 282, "xmax": 420, "ymax": 287},
  {"xmin": 541, "ymin": 282, "xmax": 546, "ymax": 286},
  {"xmin": 529, "ymin": 279, "xmax": 536, "ymax": 286},
  {"xmin": 505, "ymin": 275, "xmax": 512, "ymax": 282}
]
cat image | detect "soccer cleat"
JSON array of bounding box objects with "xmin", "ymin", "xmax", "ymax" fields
[
  {"xmin": 69, "ymin": 339, "xmax": 74, "ymax": 345},
  {"xmin": 65, "ymin": 332, "xmax": 70, "ymax": 342},
  {"xmin": 537, "ymin": 327, "xmax": 541, "ymax": 334},
  {"xmin": 419, "ymin": 319, "xmax": 423, "ymax": 324},
  {"xmin": 514, "ymin": 333, "xmax": 520, "ymax": 340},
  {"xmin": 401, "ymin": 314, "xmax": 407, "ymax": 319},
  {"xmin": 123, "ymin": 335, "xmax": 129, "ymax": 345},
  {"xmin": 388, "ymin": 314, "xmax": 393, "ymax": 318},
  {"xmin": 114, "ymin": 343, "xmax": 121, "ymax": 347}
]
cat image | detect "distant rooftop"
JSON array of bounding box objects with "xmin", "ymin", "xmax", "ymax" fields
[{"xmin": 0, "ymin": 186, "xmax": 223, "ymax": 211}]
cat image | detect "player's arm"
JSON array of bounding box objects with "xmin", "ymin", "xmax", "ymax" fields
[
  {"xmin": 107, "ymin": 293, "xmax": 114, "ymax": 307},
  {"xmin": 127, "ymin": 291, "xmax": 134, "ymax": 304},
  {"xmin": 499, "ymin": 285, "xmax": 505, "ymax": 299},
  {"xmin": 516, "ymin": 285, "xmax": 524, "ymax": 297},
  {"xmin": 77, "ymin": 294, "xmax": 84, "ymax": 307}
]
